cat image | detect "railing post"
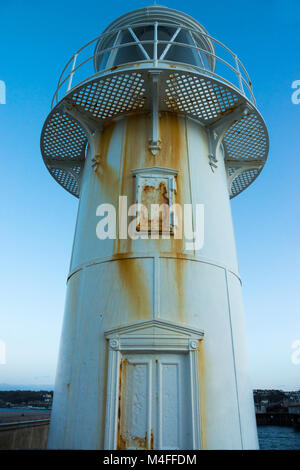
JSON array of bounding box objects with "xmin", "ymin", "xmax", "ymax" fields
[
  {"xmin": 67, "ymin": 53, "xmax": 78, "ymax": 92},
  {"xmin": 148, "ymin": 70, "xmax": 161, "ymax": 155},
  {"xmin": 190, "ymin": 31, "xmax": 206, "ymax": 70},
  {"xmin": 234, "ymin": 54, "xmax": 245, "ymax": 96},
  {"xmin": 154, "ymin": 22, "xmax": 158, "ymax": 67}
]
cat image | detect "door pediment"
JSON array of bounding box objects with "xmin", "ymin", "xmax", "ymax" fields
[{"xmin": 105, "ymin": 319, "xmax": 204, "ymax": 352}]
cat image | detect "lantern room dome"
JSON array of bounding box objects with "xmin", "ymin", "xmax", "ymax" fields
[{"xmin": 94, "ymin": 5, "xmax": 216, "ymax": 72}]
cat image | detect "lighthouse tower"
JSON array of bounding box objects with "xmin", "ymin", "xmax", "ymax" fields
[{"xmin": 41, "ymin": 6, "xmax": 269, "ymax": 450}]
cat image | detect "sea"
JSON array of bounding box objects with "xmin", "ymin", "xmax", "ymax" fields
[
  {"xmin": 0, "ymin": 408, "xmax": 48, "ymax": 412},
  {"xmin": 258, "ymin": 426, "xmax": 300, "ymax": 450}
]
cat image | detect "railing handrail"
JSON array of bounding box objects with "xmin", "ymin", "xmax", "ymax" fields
[
  {"xmin": 51, "ymin": 21, "xmax": 255, "ymax": 108},
  {"xmin": 55, "ymin": 60, "xmax": 255, "ymax": 110}
]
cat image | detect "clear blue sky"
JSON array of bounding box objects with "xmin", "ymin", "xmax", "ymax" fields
[{"xmin": 0, "ymin": 0, "xmax": 299, "ymax": 390}]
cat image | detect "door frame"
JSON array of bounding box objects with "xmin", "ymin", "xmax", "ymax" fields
[{"xmin": 104, "ymin": 319, "xmax": 204, "ymax": 450}]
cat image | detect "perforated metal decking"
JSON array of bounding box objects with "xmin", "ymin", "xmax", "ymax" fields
[{"xmin": 41, "ymin": 66, "xmax": 268, "ymax": 198}]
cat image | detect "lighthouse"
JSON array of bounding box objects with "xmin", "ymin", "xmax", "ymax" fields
[{"xmin": 41, "ymin": 5, "xmax": 269, "ymax": 450}]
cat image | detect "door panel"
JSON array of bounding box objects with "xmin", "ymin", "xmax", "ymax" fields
[
  {"xmin": 118, "ymin": 356, "xmax": 152, "ymax": 449},
  {"xmin": 118, "ymin": 352, "xmax": 193, "ymax": 450}
]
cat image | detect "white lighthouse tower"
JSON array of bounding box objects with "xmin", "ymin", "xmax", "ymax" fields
[{"xmin": 41, "ymin": 5, "xmax": 269, "ymax": 450}]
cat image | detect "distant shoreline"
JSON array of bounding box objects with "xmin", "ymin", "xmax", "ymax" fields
[
  {"xmin": 0, "ymin": 408, "xmax": 51, "ymax": 424},
  {"xmin": 0, "ymin": 407, "xmax": 51, "ymax": 411}
]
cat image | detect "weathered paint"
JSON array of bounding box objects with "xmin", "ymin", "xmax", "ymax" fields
[
  {"xmin": 117, "ymin": 357, "xmax": 150, "ymax": 450},
  {"xmin": 116, "ymin": 258, "xmax": 152, "ymax": 320},
  {"xmin": 137, "ymin": 180, "xmax": 170, "ymax": 232},
  {"xmin": 198, "ymin": 340, "xmax": 206, "ymax": 450},
  {"xmin": 48, "ymin": 111, "xmax": 258, "ymax": 450},
  {"xmin": 96, "ymin": 121, "xmax": 119, "ymax": 201},
  {"xmin": 108, "ymin": 113, "xmax": 189, "ymax": 255},
  {"xmin": 117, "ymin": 358, "xmax": 126, "ymax": 450}
]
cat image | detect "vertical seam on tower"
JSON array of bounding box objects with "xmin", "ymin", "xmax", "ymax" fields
[
  {"xmin": 67, "ymin": 148, "xmax": 88, "ymax": 277},
  {"xmin": 153, "ymin": 254, "xmax": 160, "ymax": 318},
  {"xmin": 225, "ymin": 267, "xmax": 243, "ymax": 449},
  {"xmin": 116, "ymin": 119, "xmax": 126, "ymax": 247},
  {"xmin": 66, "ymin": 267, "xmax": 87, "ymax": 447},
  {"xmin": 184, "ymin": 117, "xmax": 195, "ymax": 256}
]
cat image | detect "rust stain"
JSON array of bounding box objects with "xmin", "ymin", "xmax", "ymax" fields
[
  {"xmin": 137, "ymin": 181, "xmax": 170, "ymax": 233},
  {"xmin": 117, "ymin": 357, "xmax": 151, "ymax": 450},
  {"xmin": 158, "ymin": 113, "xmax": 183, "ymax": 177},
  {"xmin": 100, "ymin": 342, "xmax": 109, "ymax": 449},
  {"xmin": 117, "ymin": 358, "xmax": 122, "ymax": 450},
  {"xmin": 159, "ymin": 182, "xmax": 169, "ymax": 204},
  {"xmin": 114, "ymin": 112, "xmax": 191, "ymax": 255},
  {"xmin": 95, "ymin": 121, "xmax": 122, "ymax": 256},
  {"xmin": 117, "ymin": 358, "xmax": 127, "ymax": 450},
  {"xmin": 174, "ymin": 258, "xmax": 185, "ymax": 322},
  {"xmin": 121, "ymin": 114, "xmax": 148, "ymax": 196},
  {"xmin": 110, "ymin": 62, "xmax": 142, "ymax": 72},
  {"xmin": 115, "ymin": 114, "xmax": 149, "ymax": 254},
  {"xmin": 119, "ymin": 113, "xmax": 192, "ymax": 321},
  {"xmin": 96, "ymin": 122, "xmax": 119, "ymax": 202},
  {"xmin": 161, "ymin": 114, "xmax": 178, "ymax": 154},
  {"xmin": 140, "ymin": 181, "xmax": 169, "ymax": 205},
  {"xmin": 164, "ymin": 257, "xmax": 186, "ymax": 322},
  {"xmin": 157, "ymin": 113, "xmax": 187, "ymax": 254},
  {"xmin": 117, "ymin": 258, "xmax": 152, "ymax": 320},
  {"xmin": 150, "ymin": 428, "xmax": 154, "ymax": 449},
  {"xmin": 117, "ymin": 436, "xmax": 127, "ymax": 450},
  {"xmin": 132, "ymin": 435, "xmax": 147, "ymax": 448},
  {"xmin": 118, "ymin": 433, "xmax": 149, "ymax": 450},
  {"xmin": 198, "ymin": 341, "xmax": 206, "ymax": 450}
]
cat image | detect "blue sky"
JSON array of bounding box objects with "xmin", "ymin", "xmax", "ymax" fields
[{"xmin": 0, "ymin": 0, "xmax": 299, "ymax": 390}]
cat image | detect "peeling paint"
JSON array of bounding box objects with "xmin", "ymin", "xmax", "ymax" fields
[{"xmin": 117, "ymin": 357, "xmax": 152, "ymax": 450}]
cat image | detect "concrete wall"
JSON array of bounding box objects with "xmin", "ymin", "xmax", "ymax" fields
[{"xmin": 0, "ymin": 420, "xmax": 49, "ymax": 449}]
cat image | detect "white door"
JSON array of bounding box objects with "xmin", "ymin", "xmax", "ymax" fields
[{"xmin": 117, "ymin": 352, "xmax": 193, "ymax": 449}]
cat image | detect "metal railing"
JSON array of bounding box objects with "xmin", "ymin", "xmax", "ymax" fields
[{"xmin": 51, "ymin": 22, "xmax": 256, "ymax": 108}]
